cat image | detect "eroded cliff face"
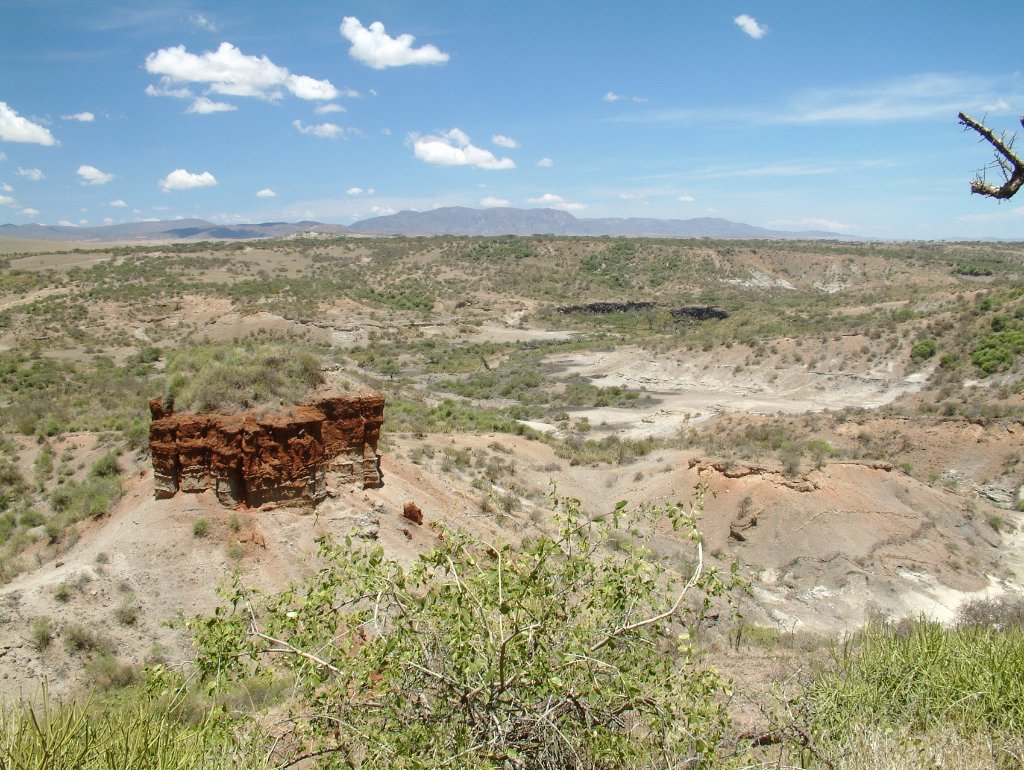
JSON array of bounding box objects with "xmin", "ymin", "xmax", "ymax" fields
[{"xmin": 149, "ymin": 390, "xmax": 384, "ymax": 507}]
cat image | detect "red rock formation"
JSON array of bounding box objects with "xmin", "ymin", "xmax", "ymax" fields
[
  {"xmin": 149, "ymin": 390, "xmax": 384, "ymax": 507},
  {"xmin": 402, "ymin": 501, "xmax": 424, "ymax": 525}
]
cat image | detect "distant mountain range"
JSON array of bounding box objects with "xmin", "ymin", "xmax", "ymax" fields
[{"xmin": 0, "ymin": 207, "xmax": 852, "ymax": 242}]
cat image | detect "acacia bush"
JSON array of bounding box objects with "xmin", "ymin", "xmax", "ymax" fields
[{"xmin": 191, "ymin": 489, "xmax": 745, "ymax": 769}]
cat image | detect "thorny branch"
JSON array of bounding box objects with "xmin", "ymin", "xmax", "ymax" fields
[{"xmin": 958, "ymin": 111, "xmax": 1024, "ymax": 200}]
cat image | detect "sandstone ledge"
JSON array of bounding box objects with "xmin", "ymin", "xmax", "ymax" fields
[{"xmin": 148, "ymin": 390, "xmax": 384, "ymax": 507}]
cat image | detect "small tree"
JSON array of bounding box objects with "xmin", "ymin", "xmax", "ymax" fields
[
  {"xmin": 958, "ymin": 112, "xmax": 1024, "ymax": 200},
  {"xmin": 190, "ymin": 488, "xmax": 745, "ymax": 769}
]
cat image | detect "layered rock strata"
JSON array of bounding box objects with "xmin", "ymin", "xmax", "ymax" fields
[{"xmin": 149, "ymin": 390, "xmax": 384, "ymax": 507}]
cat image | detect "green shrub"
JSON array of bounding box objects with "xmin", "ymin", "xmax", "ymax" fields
[
  {"xmin": 63, "ymin": 624, "xmax": 113, "ymax": 655},
  {"xmin": 49, "ymin": 474, "xmax": 122, "ymax": 520},
  {"xmin": 29, "ymin": 617, "xmax": 53, "ymax": 651},
  {"xmin": 191, "ymin": 489, "xmax": 745, "ymax": 769},
  {"xmin": 192, "ymin": 517, "xmax": 210, "ymax": 538},
  {"xmin": 910, "ymin": 338, "xmax": 937, "ymax": 362},
  {"xmin": 83, "ymin": 654, "xmax": 140, "ymax": 691}
]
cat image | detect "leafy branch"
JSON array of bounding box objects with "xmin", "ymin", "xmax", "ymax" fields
[{"xmin": 189, "ymin": 487, "xmax": 746, "ymax": 769}]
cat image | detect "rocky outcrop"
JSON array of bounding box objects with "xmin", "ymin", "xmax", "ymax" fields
[{"xmin": 149, "ymin": 390, "xmax": 384, "ymax": 507}]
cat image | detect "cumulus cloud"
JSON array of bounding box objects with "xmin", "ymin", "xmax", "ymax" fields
[
  {"xmin": 537, "ymin": 157, "xmax": 554, "ymax": 167},
  {"xmin": 481, "ymin": 196, "xmax": 510, "ymax": 207},
  {"xmin": 0, "ymin": 102, "xmax": 57, "ymax": 145},
  {"xmin": 734, "ymin": 14, "xmax": 767, "ymax": 39},
  {"xmin": 288, "ymin": 74, "xmax": 340, "ymax": 100},
  {"xmin": 346, "ymin": 186, "xmax": 364, "ymax": 195},
  {"xmin": 109, "ymin": 199, "xmax": 127, "ymax": 207},
  {"xmin": 315, "ymin": 103, "xmax": 346, "ymax": 114},
  {"xmin": 0, "ymin": 195, "xmax": 16, "ymax": 207},
  {"xmin": 19, "ymin": 208, "xmax": 39, "ymax": 217},
  {"xmin": 77, "ymin": 165, "xmax": 115, "ymax": 185},
  {"xmin": 187, "ymin": 96, "xmax": 237, "ymax": 114},
  {"xmin": 676, "ymin": 194, "xmax": 696, "ymax": 203},
  {"xmin": 17, "ymin": 167, "xmax": 44, "ymax": 181},
  {"xmin": 526, "ymin": 193, "xmax": 585, "ymax": 211},
  {"xmin": 0, "ymin": 183, "xmax": 12, "ymax": 192},
  {"xmin": 256, "ymin": 188, "xmax": 276, "ymax": 197},
  {"xmin": 492, "ymin": 134, "xmax": 518, "ymax": 149},
  {"xmin": 412, "ymin": 128, "xmax": 515, "ymax": 170},
  {"xmin": 340, "ymin": 17, "xmax": 449, "ymax": 69},
  {"xmin": 292, "ymin": 120, "xmax": 344, "ymax": 139},
  {"xmin": 144, "ymin": 42, "xmax": 338, "ymax": 102},
  {"xmin": 159, "ymin": 168, "xmax": 217, "ymax": 191},
  {"xmin": 62, "ymin": 111, "xmax": 95, "ymax": 122}
]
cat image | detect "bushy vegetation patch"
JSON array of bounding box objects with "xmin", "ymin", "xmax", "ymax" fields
[
  {"xmin": 191, "ymin": 491, "xmax": 745, "ymax": 769},
  {"xmin": 0, "ymin": 694, "xmax": 269, "ymax": 769},
  {"xmin": 164, "ymin": 342, "xmax": 324, "ymax": 412},
  {"xmin": 805, "ymin": 619, "xmax": 1024, "ymax": 748}
]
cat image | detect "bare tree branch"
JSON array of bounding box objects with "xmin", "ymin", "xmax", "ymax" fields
[{"xmin": 958, "ymin": 111, "xmax": 1024, "ymax": 199}]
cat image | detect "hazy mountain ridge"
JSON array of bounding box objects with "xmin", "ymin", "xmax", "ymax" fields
[{"xmin": 1, "ymin": 207, "xmax": 851, "ymax": 242}]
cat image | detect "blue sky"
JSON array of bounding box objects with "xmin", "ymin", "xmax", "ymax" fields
[{"xmin": 2, "ymin": 0, "xmax": 1023, "ymax": 239}]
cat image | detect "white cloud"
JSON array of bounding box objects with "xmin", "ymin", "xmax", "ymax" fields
[
  {"xmin": 603, "ymin": 91, "xmax": 649, "ymax": 103},
  {"xmin": 191, "ymin": 13, "xmax": 217, "ymax": 32},
  {"xmin": 58, "ymin": 220, "xmax": 76, "ymax": 227},
  {"xmin": 0, "ymin": 151, "xmax": 6, "ymax": 160},
  {"xmin": 144, "ymin": 42, "xmax": 338, "ymax": 102},
  {"xmin": 677, "ymin": 194, "xmax": 696, "ymax": 203},
  {"xmin": 19, "ymin": 208, "xmax": 39, "ymax": 217},
  {"xmin": 78, "ymin": 165, "xmax": 115, "ymax": 185},
  {"xmin": 370, "ymin": 205, "xmax": 396, "ymax": 215},
  {"xmin": 287, "ymin": 74, "xmax": 339, "ymax": 100},
  {"xmin": 102, "ymin": 217, "xmax": 113, "ymax": 225},
  {"xmin": 159, "ymin": 168, "xmax": 217, "ymax": 191},
  {"xmin": 62, "ymin": 111, "xmax": 95, "ymax": 122},
  {"xmin": 187, "ymin": 96, "xmax": 237, "ymax": 114},
  {"xmin": 340, "ymin": 17, "xmax": 449, "ymax": 69},
  {"xmin": 292, "ymin": 120, "xmax": 344, "ymax": 139},
  {"xmin": 537, "ymin": 157, "xmax": 554, "ymax": 167},
  {"xmin": 17, "ymin": 167, "xmax": 44, "ymax": 181},
  {"xmin": 315, "ymin": 103, "xmax": 346, "ymax": 114},
  {"xmin": 526, "ymin": 193, "xmax": 585, "ymax": 211},
  {"xmin": 145, "ymin": 80, "xmax": 193, "ymax": 99},
  {"xmin": 492, "ymin": 134, "xmax": 518, "ymax": 149},
  {"xmin": 256, "ymin": 188, "xmax": 276, "ymax": 197},
  {"xmin": 109, "ymin": 199, "xmax": 127, "ymax": 207},
  {"xmin": 346, "ymin": 186, "xmax": 364, "ymax": 195},
  {"xmin": 412, "ymin": 128, "xmax": 515, "ymax": 170},
  {"xmin": 0, "ymin": 182, "xmax": 11, "ymax": 192},
  {"xmin": 0, "ymin": 102, "xmax": 57, "ymax": 145},
  {"xmin": 734, "ymin": 14, "xmax": 767, "ymax": 39},
  {"xmin": 618, "ymin": 192, "xmax": 644, "ymax": 200},
  {"xmin": 481, "ymin": 196, "xmax": 510, "ymax": 207},
  {"xmin": 0, "ymin": 195, "xmax": 15, "ymax": 206}
]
